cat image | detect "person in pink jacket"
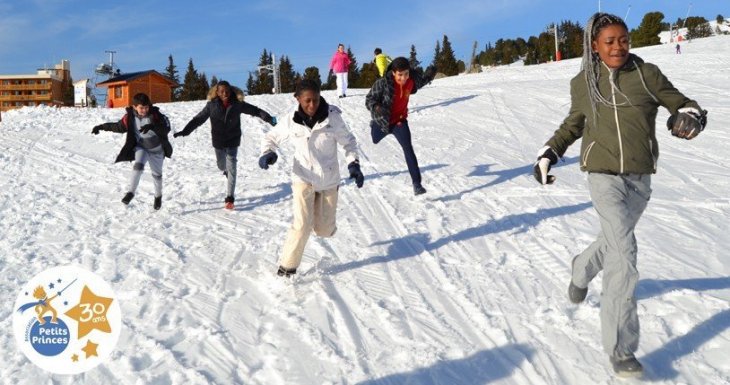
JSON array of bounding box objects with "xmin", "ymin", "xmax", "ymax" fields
[{"xmin": 329, "ymin": 43, "xmax": 351, "ymax": 98}]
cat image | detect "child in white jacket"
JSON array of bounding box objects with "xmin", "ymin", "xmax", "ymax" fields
[{"xmin": 259, "ymin": 80, "xmax": 364, "ymax": 277}]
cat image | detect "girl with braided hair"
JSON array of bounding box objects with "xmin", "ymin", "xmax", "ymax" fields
[{"xmin": 533, "ymin": 12, "xmax": 707, "ymax": 377}]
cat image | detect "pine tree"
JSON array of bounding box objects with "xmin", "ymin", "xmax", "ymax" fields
[
  {"xmin": 686, "ymin": 16, "xmax": 712, "ymax": 39},
  {"xmin": 163, "ymin": 54, "xmax": 180, "ymax": 101},
  {"xmin": 251, "ymin": 49, "xmax": 273, "ymax": 95},
  {"xmin": 717, "ymin": 15, "xmax": 725, "ymax": 25},
  {"xmin": 278, "ymin": 55, "xmax": 297, "ymax": 93},
  {"xmin": 196, "ymin": 73, "xmax": 210, "ymax": 100},
  {"xmin": 324, "ymin": 71, "xmax": 337, "ymax": 90},
  {"xmin": 180, "ymin": 58, "xmax": 200, "ymax": 101},
  {"xmin": 409, "ymin": 44, "xmax": 422, "ymax": 71},
  {"xmin": 346, "ymin": 47, "xmax": 360, "ymax": 90},
  {"xmin": 302, "ymin": 67, "xmax": 322, "ymax": 87},
  {"xmin": 210, "ymin": 75, "xmax": 219, "ymax": 87},
  {"xmin": 246, "ymin": 73, "xmax": 256, "ymax": 95},
  {"xmin": 438, "ymin": 35, "xmax": 459, "ymax": 76},
  {"xmin": 358, "ymin": 62, "xmax": 378, "ymax": 88},
  {"xmin": 630, "ymin": 12, "xmax": 664, "ymax": 48},
  {"xmin": 432, "ymin": 40, "xmax": 441, "ymax": 69}
]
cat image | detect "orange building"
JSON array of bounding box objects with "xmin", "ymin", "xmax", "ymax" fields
[
  {"xmin": 0, "ymin": 60, "xmax": 72, "ymax": 112},
  {"xmin": 97, "ymin": 70, "xmax": 178, "ymax": 107}
]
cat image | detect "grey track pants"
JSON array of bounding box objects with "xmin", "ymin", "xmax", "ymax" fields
[
  {"xmin": 215, "ymin": 147, "xmax": 238, "ymax": 198},
  {"xmin": 128, "ymin": 147, "xmax": 164, "ymax": 197},
  {"xmin": 572, "ymin": 173, "xmax": 651, "ymax": 357}
]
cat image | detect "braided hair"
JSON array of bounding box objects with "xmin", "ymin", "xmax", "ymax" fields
[{"xmin": 582, "ymin": 13, "xmax": 630, "ymax": 118}]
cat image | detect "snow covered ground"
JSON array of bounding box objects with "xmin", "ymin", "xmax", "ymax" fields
[{"xmin": 1, "ymin": 35, "xmax": 729, "ymax": 385}]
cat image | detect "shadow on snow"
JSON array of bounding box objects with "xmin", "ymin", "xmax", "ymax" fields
[
  {"xmin": 326, "ymin": 201, "xmax": 592, "ymax": 275},
  {"xmin": 355, "ymin": 343, "xmax": 534, "ymax": 385},
  {"xmin": 437, "ymin": 156, "xmax": 579, "ymax": 202}
]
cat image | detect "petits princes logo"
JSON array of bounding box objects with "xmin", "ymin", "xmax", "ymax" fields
[{"xmin": 13, "ymin": 265, "xmax": 121, "ymax": 374}]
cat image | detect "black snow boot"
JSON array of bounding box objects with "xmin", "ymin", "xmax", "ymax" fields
[
  {"xmin": 153, "ymin": 196, "xmax": 162, "ymax": 210},
  {"xmin": 568, "ymin": 281, "xmax": 588, "ymax": 304},
  {"xmin": 413, "ymin": 184, "xmax": 427, "ymax": 196},
  {"xmin": 610, "ymin": 354, "xmax": 643, "ymax": 378},
  {"xmin": 122, "ymin": 192, "xmax": 134, "ymax": 205},
  {"xmin": 277, "ymin": 266, "xmax": 297, "ymax": 277}
]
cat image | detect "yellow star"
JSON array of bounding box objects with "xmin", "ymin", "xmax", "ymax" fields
[
  {"xmin": 64, "ymin": 285, "xmax": 114, "ymax": 339},
  {"xmin": 71, "ymin": 354, "xmax": 79, "ymax": 362},
  {"xmin": 82, "ymin": 340, "xmax": 99, "ymax": 358}
]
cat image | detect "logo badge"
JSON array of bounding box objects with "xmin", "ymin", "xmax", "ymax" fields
[{"xmin": 13, "ymin": 265, "xmax": 121, "ymax": 374}]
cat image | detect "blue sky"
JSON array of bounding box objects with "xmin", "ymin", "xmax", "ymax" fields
[{"xmin": 0, "ymin": 0, "xmax": 724, "ymax": 90}]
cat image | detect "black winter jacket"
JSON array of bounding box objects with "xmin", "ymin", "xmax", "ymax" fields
[
  {"xmin": 99, "ymin": 106, "xmax": 173, "ymax": 163},
  {"xmin": 179, "ymin": 97, "xmax": 272, "ymax": 148}
]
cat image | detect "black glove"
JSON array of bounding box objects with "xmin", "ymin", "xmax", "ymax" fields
[
  {"xmin": 259, "ymin": 151, "xmax": 278, "ymax": 169},
  {"xmin": 173, "ymin": 131, "xmax": 184, "ymax": 138},
  {"xmin": 348, "ymin": 160, "xmax": 364, "ymax": 188},
  {"xmin": 91, "ymin": 125, "xmax": 102, "ymax": 135},
  {"xmin": 259, "ymin": 110, "xmax": 273, "ymax": 124},
  {"xmin": 533, "ymin": 147, "xmax": 558, "ymax": 185},
  {"xmin": 140, "ymin": 124, "xmax": 154, "ymax": 134},
  {"xmin": 667, "ymin": 108, "xmax": 707, "ymax": 140},
  {"xmin": 423, "ymin": 65, "xmax": 437, "ymax": 83}
]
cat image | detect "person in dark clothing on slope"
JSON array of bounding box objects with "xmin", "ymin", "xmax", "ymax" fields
[
  {"xmin": 174, "ymin": 80, "xmax": 276, "ymax": 209},
  {"xmin": 91, "ymin": 93, "xmax": 173, "ymax": 210},
  {"xmin": 365, "ymin": 57, "xmax": 436, "ymax": 195}
]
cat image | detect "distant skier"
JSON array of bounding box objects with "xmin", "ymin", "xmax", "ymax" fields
[
  {"xmin": 258, "ymin": 79, "xmax": 363, "ymax": 277},
  {"xmin": 91, "ymin": 93, "xmax": 173, "ymax": 210},
  {"xmin": 329, "ymin": 43, "xmax": 351, "ymax": 98},
  {"xmin": 365, "ymin": 57, "xmax": 436, "ymax": 195},
  {"xmin": 174, "ymin": 80, "xmax": 276, "ymax": 210},
  {"xmin": 675, "ymin": 43, "xmax": 681, "ymax": 54},
  {"xmin": 533, "ymin": 13, "xmax": 707, "ymax": 378},
  {"xmin": 373, "ymin": 48, "xmax": 392, "ymax": 77}
]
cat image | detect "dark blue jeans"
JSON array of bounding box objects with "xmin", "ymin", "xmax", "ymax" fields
[{"xmin": 371, "ymin": 120, "xmax": 422, "ymax": 186}]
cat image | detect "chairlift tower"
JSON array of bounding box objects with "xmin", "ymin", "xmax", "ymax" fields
[{"xmin": 258, "ymin": 53, "xmax": 281, "ymax": 94}]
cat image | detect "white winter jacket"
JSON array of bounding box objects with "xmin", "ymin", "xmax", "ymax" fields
[{"xmin": 261, "ymin": 104, "xmax": 359, "ymax": 191}]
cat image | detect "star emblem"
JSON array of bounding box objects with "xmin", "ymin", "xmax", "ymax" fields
[
  {"xmin": 82, "ymin": 340, "xmax": 99, "ymax": 358},
  {"xmin": 71, "ymin": 354, "xmax": 79, "ymax": 362},
  {"xmin": 64, "ymin": 285, "xmax": 114, "ymax": 339}
]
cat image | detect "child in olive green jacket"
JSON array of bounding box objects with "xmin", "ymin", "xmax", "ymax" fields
[{"xmin": 534, "ymin": 13, "xmax": 706, "ymax": 378}]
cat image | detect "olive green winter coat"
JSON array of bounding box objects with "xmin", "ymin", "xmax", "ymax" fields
[{"xmin": 546, "ymin": 54, "xmax": 701, "ymax": 174}]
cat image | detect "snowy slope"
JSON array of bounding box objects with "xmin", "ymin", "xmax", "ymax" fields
[{"xmin": 1, "ymin": 35, "xmax": 729, "ymax": 385}]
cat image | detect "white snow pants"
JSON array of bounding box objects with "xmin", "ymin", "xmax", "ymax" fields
[
  {"xmin": 279, "ymin": 183, "xmax": 338, "ymax": 270},
  {"xmin": 128, "ymin": 146, "xmax": 164, "ymax": 197},
  {"xmin": 572, "ymin": 173, "xmax": 651, "ymax": 358},
  {"xmin": 335, "ymin": 72, "xmax": 348, "ymax": 97}
]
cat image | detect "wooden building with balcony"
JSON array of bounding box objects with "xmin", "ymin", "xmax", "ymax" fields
[
  {"xmin": 0, "ymin": 60, "xmax": 72, "ymax": 112},
  {"xmin": 96, "ymin": 70, "xmax": 177, "ymax": 108}
]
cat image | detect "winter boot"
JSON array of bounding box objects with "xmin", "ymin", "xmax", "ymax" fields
[
  {"xmin": 413, "ymin": 184, "xmax": 427, "ymax": 196},
  {"xmin": 568, "ymin": 255, "xmax": 587, "ymax": 304},
  {"xmin": 153, "ymin": 196, "xmax": 162, "ymax": 210},
  {"xmin": 610, "ymin": 354, "xmax": 643, "ymax": 378},
  {"xmin": 121, "ymin": 192, "xmax": 134, "ymax": 205},
  {"xmin": 224, "ymin": 195, "xmax": 234, "ymax": 210},
  {"xmin": 277, "ymin": 266, "xmax": 297, "ymax": 277}
]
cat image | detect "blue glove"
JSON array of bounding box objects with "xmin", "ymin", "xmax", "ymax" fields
[{"xmin": 259, "ymin": 151, "xmax": 278, "ymax": 169}]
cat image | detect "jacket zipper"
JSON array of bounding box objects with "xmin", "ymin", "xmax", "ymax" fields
[
  {"xmin": 583, "ymin": 141, "xmax": 596, "ymax": 167},
  {"xmin": 649, "ymin": 139, "xmax": 657, "ymax": 171},
  {"xmin": 609, "ymin": 70, "xmax": 625, "ymax": 174}
]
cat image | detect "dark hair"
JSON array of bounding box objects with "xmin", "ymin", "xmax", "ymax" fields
[
  {"xmin": 588, "ymin": 12, "xmax": 628, "ymax": 41},
  {"xmin": 374, "ymin": 48, "xmax": 382, "ymax": 55},
  {"xmin": 390, "ymin": 57, "xmax": 410, "ymax": 71},
  {"xmin": 217, "ymin": 80, "xmax": 232, "ymax": 92},
  {"xmin": 295, "ymin": 79, "xmax": 321, "ymax": 97},
  {"xmin": 132, "ymin": 93, "xmax": 151, "ymax": 106},
  {"xmin": 338, "ymin": 43, "xmax": 345, "ymax": 48}
]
